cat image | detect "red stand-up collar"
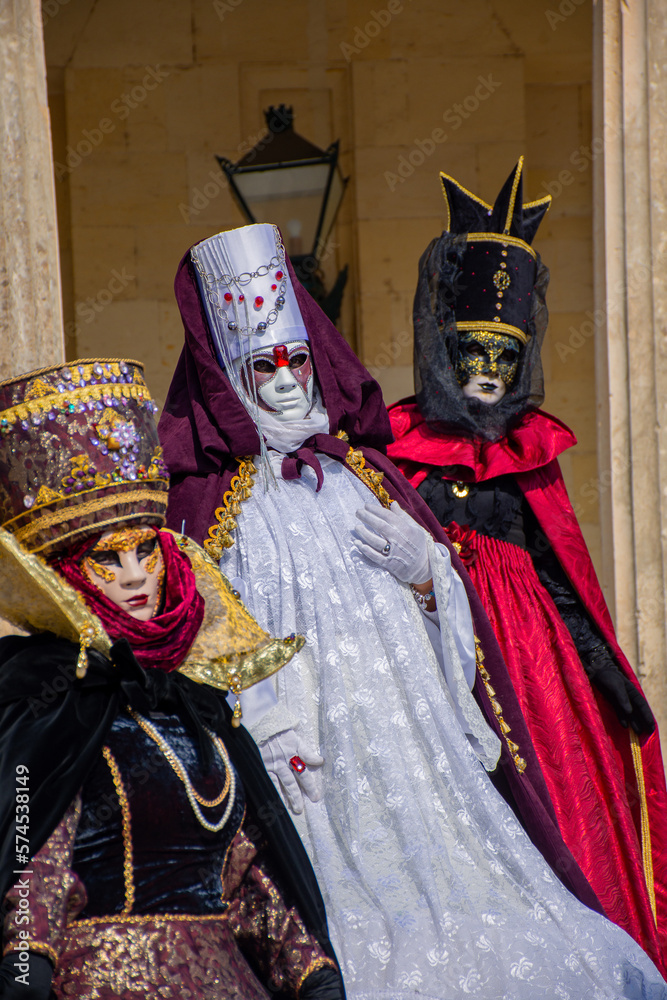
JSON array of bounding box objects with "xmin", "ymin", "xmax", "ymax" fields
[{"xmin": 387, "ymin": 403, "xmax": 576, "ymax": 482}]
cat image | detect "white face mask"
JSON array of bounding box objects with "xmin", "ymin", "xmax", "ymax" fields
[
  {"xmin": 238, "ymin": 340, "xmax": 314, "ymax": 423},
  {"xmin": 82, "ymin": 526, "xmax": 163, "ymax": 621}
]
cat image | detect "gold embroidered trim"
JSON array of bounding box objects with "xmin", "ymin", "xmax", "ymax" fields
[
  {"xmin": 464, "ymin": 232, "xmax": 537, "ymax": 263},
  {"xmin": 204, "ymin": 458, "xmax": 256, "ymax": 558},
  {"xmin": 523, "ymin": 194, "xmax": 552, "ymax": 211},
  {"xmin": 504, "ymin": 155, "xmax": 524, "ymax": 234},
  {"xmin": 343, "ymin": 445, "xmax": 392, "ymax": 508},
  {"xmin": 71, "ymin": 911, "xmax": 230, "ymax": 928},
  {"xmin": 102, "ymin": 747, "xmax": 135, "ymax": 914},
  {"xmin": 630, "ymin": 730, "xmax": 657, "ymax": 926},
  {"xmin": 439, "ymin": 168, "xmax": 551, "ymax": 234},
  {"xmin": 454, "ymin": 320, "xmax": 529, "ymax": 346},
  {"xmin": 475, "ymin": 637, "xmax": 526, "ymax": 773},
  {"xmin": 440, "ymin": 171, "xmax": 493, "ymax": 231},
  {"xmin": 3, "ymin": 941, "xmax": 60, "ymax": 965},
  {"xmin": 0, "ymin": 358, "xmax": 145, "ymax": 390},
  {"xmin": 3, "ymin": 483, "xmax": 166, "ymax": 533},
  {"xmin": 296, "ymin": 956, "xmax": 338, "ymax": 995},
  {"xmin": 30, "ymin": 512, "xmax": 166, "ymax": 556},
  {"xmin": 220, "ymin": 805, "xmax": 246, "ymax": 901},
  {"xmin": 10, "ymin": 489, "xmax": 168, "ymax": 547},
  {"xmin": 0, "ymin": 381, "xmax": 150, "ymax": 427}
]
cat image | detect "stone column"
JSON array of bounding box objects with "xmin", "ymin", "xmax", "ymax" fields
[
  {"xmin": 593, "ymin": 0, "xmax": 667, "ymax": 734},
  {"xmin": 0, "ymin": 0, "xmax": 63, "ymax": 637},
  {"xmin": 0, "ymin": 0, "xmax": 64, "ymax": 379}
]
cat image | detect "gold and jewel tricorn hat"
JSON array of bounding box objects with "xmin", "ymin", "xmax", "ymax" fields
[
  {"xmin": 0, "ymin": 359, "xmax": 168, "ymax": 555},
  {"xmin": 439, "ymin": 155, "xmax": 551, "ymax": 345}
]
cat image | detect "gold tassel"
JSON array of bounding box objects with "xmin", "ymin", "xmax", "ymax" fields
[
  {"xmin": 76, "ymin": 623, "xmax": 96, "ymax": 679},
  {"xmin": 228, "ymin": 673, "xmax": 243, "ymax": 728},
  {"xmin": 232, "ymin": 699, "xmax": 243, "ymax": 728}
]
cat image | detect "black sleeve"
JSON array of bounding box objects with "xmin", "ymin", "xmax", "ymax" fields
[
  {"xmin": 0, "ymin": 953, "xmax": 53, "ymax": 1000},
  {"xmin": 531, "ymin": 536, "xmax": 654, "ymax": 735},
  {"xmin": 300, "ymin": 967, "xmax": 346, "ymax": 1000},
  {"xmin": 531, "ymin": 543, "xmax": 608, "ymax": 665}
]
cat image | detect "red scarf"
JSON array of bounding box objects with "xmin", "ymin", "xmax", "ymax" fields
[{"xmin": 52, "ymin": 529, "xmax": 205, "ymax": 671}]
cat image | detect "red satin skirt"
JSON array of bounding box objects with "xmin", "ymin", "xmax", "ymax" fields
[{"xmin": 458, "ymin": 528, "xmax": 664, "ymax": 971}]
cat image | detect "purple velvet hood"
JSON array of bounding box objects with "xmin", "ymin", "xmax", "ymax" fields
[{"xmin": 159, "ymin": 244, "xmax": 601, "ymax": 916}]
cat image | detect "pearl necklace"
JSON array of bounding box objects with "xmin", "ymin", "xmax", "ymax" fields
[{"xmin": 129, "ymin": 709, "xmax": 236, "ymax": 833}]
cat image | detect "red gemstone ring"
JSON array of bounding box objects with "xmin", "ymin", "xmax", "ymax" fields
[{"xmin": 290, "ymin": 755, "xmax": 307, "ymax": 773}]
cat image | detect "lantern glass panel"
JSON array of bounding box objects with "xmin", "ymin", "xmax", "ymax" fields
[{"xmin": 233, "ymin": 162, "xmax": 331, "ymax": 257}]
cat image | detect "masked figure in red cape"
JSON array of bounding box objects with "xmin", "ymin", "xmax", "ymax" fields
[
  {"xmin": 158, "ymin": 222, "xmax": 667, "ymax": 999},
  {"xmin": 387, "ymin": 158, "xmax": 667, "ymax": 973},
  {"xmin": 0, "ymin": 360, "xmax": 346, "ymax": 1000}
]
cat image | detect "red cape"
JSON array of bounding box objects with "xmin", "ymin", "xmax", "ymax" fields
[{"xmin": 388, "ymin": 400, "xmax": 667, "ymax": 961}]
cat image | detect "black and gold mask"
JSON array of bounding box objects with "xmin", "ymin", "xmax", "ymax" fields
[{"xmin": 456, "ymin": 331, "xmax": 521, "ymax": 387}]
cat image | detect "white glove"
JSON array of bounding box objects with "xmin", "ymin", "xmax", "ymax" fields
[
  {"xmin": 259, "ymin": 730, "xmax": 324, "ymax": 814},
  {"xmin": 354, "ymin": 503, "xmax": 432, "ymax": 584}
]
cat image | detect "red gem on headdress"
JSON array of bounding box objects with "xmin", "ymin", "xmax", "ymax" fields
[
  {"xmin": 271, "ymin": 284, "xmax": 277, "ymax": 291},
  {"xmin": 238, "ymin": 295, "xmax": 244, "ymax": 302},
  {"xmin": 275, "ymin": 270, "xmax": 284, "ymax": 279},
  {"xmin": 224, "ymin": 293, "xmax": 233, "ymax": 302},
  {"xmin": 254, "ymin": 296, "xmax": 264, "ymax": 309},
  {"xmin": 273, "ymin": 345, "xmax": 290, "ymax": 367}
]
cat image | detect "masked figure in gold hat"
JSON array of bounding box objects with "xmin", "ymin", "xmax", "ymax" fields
[
  {"xmin": 388, "ymin": 159, "xmax": 667, "ymax": 973},
  {"xmin": 0, "ymin": 360, "xmax": 345, "ymax": 1000}
]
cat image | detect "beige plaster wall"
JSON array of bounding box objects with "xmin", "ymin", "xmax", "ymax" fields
[{"xmin": 43, "ymin": 0, "xmax": 599, "ymax": 568}]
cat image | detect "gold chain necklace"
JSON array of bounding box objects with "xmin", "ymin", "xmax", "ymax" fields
[{"xmin": 129, "ymin": 709, "xmax": 235, "ymax": 832}]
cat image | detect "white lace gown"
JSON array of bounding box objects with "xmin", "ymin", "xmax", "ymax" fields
[{"xmin": 221, "ymin": 457, "xmax": 666, "ymax": 1000}]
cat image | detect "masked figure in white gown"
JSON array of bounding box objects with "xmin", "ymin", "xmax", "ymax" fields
[{"xmin": 159, "ymin": 222, "xmax": 667, "ymax": 1000}]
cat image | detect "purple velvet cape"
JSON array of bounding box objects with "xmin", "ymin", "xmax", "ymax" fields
[{"xmin": 158, "ymin": 248, "xmax": 601, "ymax": 915}]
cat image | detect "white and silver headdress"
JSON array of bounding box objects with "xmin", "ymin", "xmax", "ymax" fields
[{"xmin": 191, "ymin": 223, "xmax": 318, "ymax": 483}]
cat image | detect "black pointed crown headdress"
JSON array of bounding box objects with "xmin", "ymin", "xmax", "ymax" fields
[{"xmin": 440, "ymin": 156, "xmax": 551, "ymax": 345}]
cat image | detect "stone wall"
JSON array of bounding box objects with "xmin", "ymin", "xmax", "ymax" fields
[{"xmin": 43, "ymin": 0, "xmax": 598, "ymax": 566}]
